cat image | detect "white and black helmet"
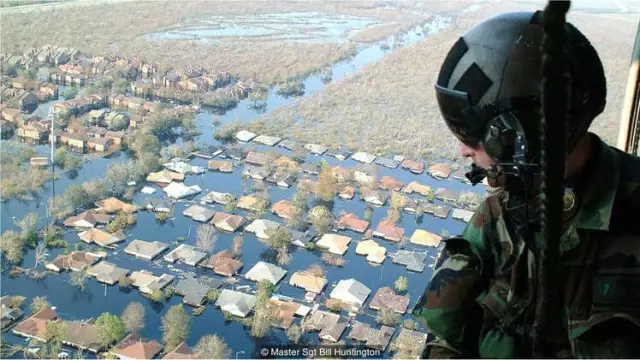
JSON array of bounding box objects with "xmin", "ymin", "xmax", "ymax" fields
[{"xmin": 435, "ymin": 10, "xmax": 606, "ymax": 156}]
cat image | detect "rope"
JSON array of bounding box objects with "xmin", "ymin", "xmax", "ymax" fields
[{"xmin": 534, "ymin": 0, "xmax": 571, "ymax": 356}]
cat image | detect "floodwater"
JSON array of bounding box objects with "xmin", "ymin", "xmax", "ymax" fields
[
  {"xmin": 146, "ymin": 12, "xmax": 392, "ymax": 44},
  {"xmin": 1, "ymin": 13, "xmax": 474, "ymax": 358}
]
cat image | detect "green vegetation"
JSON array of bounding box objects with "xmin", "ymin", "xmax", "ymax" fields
[
  {"xmin": 378, "ymin": 307, "xmax": 401, "ymax": 326},
  {"xmin": 162, "ymin": 304, "xmax": 192, "ymax": 351},
  {"xmin": 96, "ymin": 312, "xmax": 126, "ymax": 346},
  {"xmin": 30, "ymin": 296, "xmax": 51, "ymax": 313},
  {"xmin": 395, "ymin": 276, "xmax": 408, "ymax": 294}
]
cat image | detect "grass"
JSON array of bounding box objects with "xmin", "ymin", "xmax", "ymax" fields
[
  {"xmin": 0, "ymin": 0, "xmax": 434, "ymax": 84},
  {"xmin": 253, "ymin": 1, "xmax": 638, "ymax": 161}
]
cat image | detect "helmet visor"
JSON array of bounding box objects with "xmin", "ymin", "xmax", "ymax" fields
[{"xmin": 435, "ymin": 84, "xmax": 487, "ymax": 148}]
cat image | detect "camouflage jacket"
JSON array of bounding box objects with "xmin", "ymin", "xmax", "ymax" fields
[{"xmin": 414, "ymin": 134, "xmax": 640, "ymax": 358}]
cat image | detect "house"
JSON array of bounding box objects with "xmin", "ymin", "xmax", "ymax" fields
[
  {"xmin": 109, "ymin": 334, "xmax": 163, "ymax": 360},
  {"xmin": 215, "ymin": 289, "xmax": 257, "ymax": 318},
  {"xmin": 435, "ymin": 188, "xmax": 459, "ymax": 202},
  {"xmin": 174, "ymin": 276, "xmax": 224, "ymax": 307},
  {"xmin": 192, "ymin": 145, "xmax": 224, "ymax": 159},
  {"xmin": 289, "ymin": 271, "xmax": 327, "ymax": 294},
  {"xmin": 360, "ymin": 188, "xmax": 389, "ymax": 207},
  {"xmin": 63, "ymin": 210, "xmax": 111, "ymax": 228},
  {"xmin": 202, "ymin": 191, "xmax": 235, "ymax": 205},
  {"xmin": 163, "ymin": 182, "xmax": 202, "ymax": 199},
  {"xmin": 348, "ymin": 322, "xmax": 395, "ymax": 351},
  {"xmin": 253, "ymin": 135, "xmax": 282, "ymax": 146},
  {"xmin": 278, "ymin": 138, "xmax": 299, "ymax": 150},
  {"xmin": 210, "ymin": 212, "xmax": 245, "ymax": 232},
  {"xmin": 182, "ymin": 205, "xmax": 216, "ymax": 222},
  {"xmin": 140, "ymin": 198, "xmax": 172, "ymax": 213},
  {"xmin": 267, "ymin": 171, "xmax": 297, "ymax": 188},
  {"xmin": 12, "ymin": 308, "xmax": 58, "ymax": 341},
  {"xmin": 355, "ymin": 239, "xmax": 386, "ymax": 264},
  {"xmin": 330, "ymin": 279, "xmax": 370, "ymax": 309},
  {"xmin": 163, "ymin": 342, "xmax": 193, "ymax": 359},
  {"xmin": 352, "ymin": 152, "xmax": 376, "ymax": 163},
  {"xmin": 15, "ymin": 92, "xmax": 37, "ymax": 112},
  {"xmin": 299, "ymin": 163, "xmax": 320, "ymax": 175},
  {"xmin": 390, "ymin": 250, "xmax": 428, "ymax": 272},
  {"xmin": 78, "ymin": 228, "xmax": 126, "ymax": 248},
  {"xmin": 337, "ymin": 213, "xmax": 369, "ymax": 233},
  {"xmin": 30, "ymin": 156, "xmax": 49, "ymax": 167},
  {"xmin": 244, "ymin": 261, "xmax": 287, "ymax": 285},
  {"xmin": 124, "ymin": 240, "xmax": 169, "ymax": 261},
  {"xmin": 326, "ymin": 149, "xmax": 352, "ymax": 161},
  {"xmin": 245, "ymin": 151, "xmax": 268, "ymax": 167},
  {"xmin": 1, "ymin": 298, "xmax": 24, "ymax": 330},
  {"xmin": 245, "ymin": 219, "xmax": 280, "ymax": 240},
  {"xmin": 369, "ymin": 287, "xmax": 409, "ymax": 314},
  {"xmin": 243, "ymin": 165, "xmax": 269, "ymax": 180},
  {"xmin": 410, "ymin": 229, "xmax": 442, "ymax": 247},
  {"xmin": 96, "ymin": 197, "xmax": 138, "ymax": 214},
  {"xmin": 375, "ymin": 157, "xmax": 399, "ymax": 169},
  {"xmin": 200, "ymin": 250, "xmax": 243, "ymax": 277},
  {"xmin": 290, "ymin": 229, "xmax": 316, "ymax": 248},
  {"xmin": 428, "ymin": 163, "xmax": 452, "ymax": 180},
  {"xmin": 402, "ymin": 181, "xmax": 432, "ymax": 197},
  {"xmin": 303, "ymin": 310, "xmax": 348, "ymax": 343},
  {"xmin": 237, "ymin": 195, "xmax": 264, "ymax": 212},
  {"xmin": 338, "ymin": 185, "xmax": 356, "ymax": 200},
  {"xmin": 17, "ymin": 121, "xmax": 48, "ymax": 142},
  {"xmin": 61, "ymin": 320, "xmax": 104, "ymax": 354},
  {"xmin": 87, "ymin": 261, "xmax": 130, "ymax": 285},
  {"xmin": 1, "ymin": 107, "xmax": 22, "ymax": 123},
  {"xmin": 235, "ymin": 129, "xmax": 257, "ymax": 142},
  {"xmin": 164, "ymin": 244, "xmax": 207, "ymax": 267},
  {"xmin": 208, "ymin": 159, "xmax": 233, "ymax": 173},
  {"xmin": 434, "ymin": 205, "xmax": 451, "ymax": 219},
  {"xmin": 373, "ymin": 220, "xmax": 405, "ymax": 242},
  {"xmin": 272, "ymin": 199, "xmax": 295, "ymax": 220},
  {"xmin": 304, "ymin": 143, "xmax": 328, "ymax": 155},
  {"xmin": 298, "ymin": 178, "xmax": 319, "ymax": 194},
  {"xmin": 128, "ymin": 270, "xmax": 175, "ymax": 294},
  {"xmin": 452, "ymin": 168, "xmax": 472, "ymax": 184},
  {"xmin": 393, "ymin": 329, "xmax": 429, "ymax": 356},
  {"xmin": 316, "ymin": 233, "xmax": 351, "ymax": 256},
  {"xmin": 146, "ymin": 169, "xmax": 185, "ymax": 184},
  {"xmin": 269, "ymin": 298, "xmax": 307, "ymax": 329},
  {"xmin": 401, "ymin": 159, "xmax": 425, "ymax": 174},
  {"xmin": 379, "ymin": 176, "xmax": 404, "ymax": 191},
  {"xmin": 105, "ymin": 130, "xmax": 125, "ymax": 144},
  {"xmin": 452, "ymin": 208, "xmax": 474, "ymax": 223},
  {"xmin": 164, "ymin": 160, "xmax": 204, "ymax": 175},
  {"xmin": 46, "ymin": 251, "xmax": 103, "ymax": 272},
  {"xmin": 87, "ymin": 137, "xmax": 113, "ymax": 152},
  {"xmin": 225, "ymin": 147, "xmax": 249, "ymax": 160}
]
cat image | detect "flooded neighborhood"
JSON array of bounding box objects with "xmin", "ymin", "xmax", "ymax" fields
[{"xmin": 1, "ymin": 0, "xmax": 637, "ymax": 359}]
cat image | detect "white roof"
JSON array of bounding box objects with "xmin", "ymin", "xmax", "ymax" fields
[
  {"xmin": 352, "ymin": 152, "xmax": 377, "ymax": 163},
  {"xmin": 236, "ymin": 130, "xmax": 257, "ymax": 142},
  {"xmin": 316, "ymin": 233, "xmax": 351, "ymax": 255},
  {"xmin": 452, "ymin": 208, "xmax": 474, "ymax": 222},
  {"xmin": 141, "ymin": 186, "xmax": 156, "ymax": 194},
  {"xmin": 244, "ymin": 261, "xmax": 287, "ymax": 285},
  {"xmin": 216, "ymin": 289, "xmax": 257, "ymax": 317},
  {"xmin": 330, "ymin": 278, "xmax": 371, "ymax": 306},
  {"xmin": 245, "ymin": 219, "xmax": 280, "ymax": 240},
  {"xmin": 163, "ymin": 182, "xmax": 201, "ymax": 199},
  {"xmin": 253, "ymin": 135, "xmax": 282, "ymax": 146}
]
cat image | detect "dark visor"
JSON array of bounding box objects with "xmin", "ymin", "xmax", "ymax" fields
[{"xmin": 435, "ymin": 84, "xmax": 487, "ymax": 148}]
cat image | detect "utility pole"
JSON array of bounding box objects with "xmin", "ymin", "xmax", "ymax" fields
[{"xmin": 48, "ymin": 91, "xmax": 58, "ymax": 218}]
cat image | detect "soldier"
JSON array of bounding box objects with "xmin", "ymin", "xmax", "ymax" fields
[{"xmin": 413, "ymin": 10, "xmax": 640, "ymax": 358}]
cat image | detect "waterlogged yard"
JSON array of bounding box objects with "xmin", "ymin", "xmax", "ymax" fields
[{"xmin": 146, "ymin": 12, "xmax": 393, "ymax": 44}]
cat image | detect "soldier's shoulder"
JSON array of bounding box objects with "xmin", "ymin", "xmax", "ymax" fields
[{"xmin": 613, "ymin": 147, "xmax": 640, "ymax": 202}]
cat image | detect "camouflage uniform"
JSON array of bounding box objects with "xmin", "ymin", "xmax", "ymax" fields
[{"xmin": 414, "ymin": 134, "xmax": 640, "ymax": 358}]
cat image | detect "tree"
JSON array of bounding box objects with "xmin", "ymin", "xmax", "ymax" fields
[
  {"xmin": 64, "ymin": 184, "xmax": 90, "ymax": 209},
  {"xmin": 70, "ymin": 265, "xmax": 89, "ymax": 291},
  {"xmin": 195, "ymin": 224, "xmax": 217, "ymax": 253},
  {"xmin": 317, "ymin": 162, "xmax": 336, "ymax": 202},
  {"xmin": 193, "ymin": 334, "xmax": 231, "ymax": 359},
  {"xmin": 256, "ymin": 280, "xmax": 276, "ymax": 304},
  {"xmin": 107, "ymin": 114, "xmax": 130, "ymax": 131},
  {"xmin": 395, "ymin": 276, "xmax": 408, "ymax": 294},
  {"xmin": 251, "ymin": 302, "xmax": 277, "ymax": 338},
  {"xmin": 15, "ymin": 212, "xmax": 38, "ymax": 247},
  {"xmin": 96, "ymin": 312, "xmax": 126, "ymax": 346},
  {"xmin": 121, "ymin": 302, "xmax": 145, "ymax": 335},
  {"xmin": 378, "ymin": 307, "xmax": 401, "ymax": 326},
  {"xmin": 364, "ymin": 206, "xmax": 373, "ymax": 221},
  {"xmin": 224, "ymin": 199, "xmax": 238, "ymax": 213},
  {"xmin": 30, "ymin": 296, "xmax": 51, "ymax": 313},
  {"xmin": 440, "ymin": 229, "xmax": 449, "ymax": 238},
  {"xmin": 385, "ymin": 207, "xmax": 401, "ymax": 224},
  {"xmin": 232, "ymin": 235, "xmax": 243, "ymax": 256},
  {"xmin": 162, "ymin": 304, "xmax": 192, "ymax": 351},
  {"xmin": 63, "ymin": 86, "xmax": 78, "ymax": 99},
  {"xmin": 309, "ymin": 206, "xmax": 333, "ymax": 234},
  {"xmin": 0, "ymin": 230, "xmax": 25, "ymax": 264},
  {"xmin": 306, "ymin": 264, "xmax": 325, "ymax": 277},
  {"xmin": 287, "ymin": 324, "xmax": 302, "ymax": 343}
]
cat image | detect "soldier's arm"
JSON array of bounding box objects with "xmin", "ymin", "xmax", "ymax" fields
[{"xmin": 414, "ymin": 211, "xmax": 493, "ymax": 358}]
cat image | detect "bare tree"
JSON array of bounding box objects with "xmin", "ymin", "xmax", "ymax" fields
[
  {"xmin": 30, "ymin": 296, "xmax": 51, "ymax": 313},
  {"xmin": 32, "ymin": 241, "xmax": 47, "ymax": 270},
  {"xmin": 193, "ymin": 334, "xmax": 231, "ymax": 359},
  {"xmin": 121, "ymin": 302, "xmax": 145, "ymax": 335},
  {"xmin": 70, "ymin": 266, "xmax": 89, "ymax": 291},
  {"xmin": 15, "ymin": 212, "xmax": 38, "ymax": 235},
  {"xmin": 162, "ymin": 304, "xmax": 192, "ymax": 351},
  {"xmin": 195, "ymin": 224, "xmax": 217, "ymax": 253},
  {"xmin": 232, "ymin": 235, "xmax": 243, "ymax": 257}
]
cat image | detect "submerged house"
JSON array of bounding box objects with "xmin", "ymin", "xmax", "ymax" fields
[
  {"xmin": 215, "ymin": 289, "xmax": 257, "ymax": 318},
  {"xmin": 329, "ymin": 278, "xmax": 371, "ymax": 310},
  {"xmin": 244, "ymin": 261, "xmax": 287, "ymax": 285}
]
